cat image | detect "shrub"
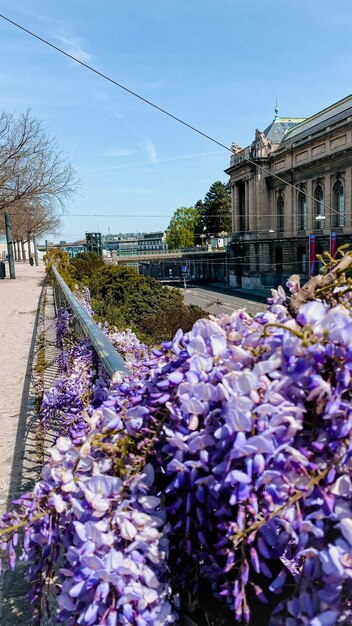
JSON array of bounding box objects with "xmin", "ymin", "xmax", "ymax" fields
[{"xmin": 44, "ymin": 248, "xmax": 75, "ymax": 289}]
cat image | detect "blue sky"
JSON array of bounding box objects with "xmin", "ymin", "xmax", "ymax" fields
[{"xmin": 0, "ymin": 0, "xmax": 352, "ymax": 241}]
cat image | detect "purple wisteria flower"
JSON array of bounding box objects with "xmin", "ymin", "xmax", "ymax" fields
[
  {"xmin": 75, "ymin": 285, "xmax": 94, "ymax": 317},
  {"xmin": 1, "ymin": 276, "xmax": 352, "ymax": 626}
]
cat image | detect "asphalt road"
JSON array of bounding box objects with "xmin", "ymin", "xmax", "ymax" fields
[{"xmin": 181, "ymin": 284, "xmax": 267, "ymax": 316}]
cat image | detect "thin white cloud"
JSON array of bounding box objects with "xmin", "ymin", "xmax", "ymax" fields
[
  {"xmin": 80, "ymin": 151, "xmax": 224, "ymax": 173},
  {"xmin": 59, "ymin": 36, "xmax": 92, "ymax": 64},
  {"xmin": 1, "ymin": 11, "xmax": 93, "ymax": 66},
  {"xmin": 118, "ymin": 188, "xmax": 157, "ymax": 194},
  {"xmin": 157, "ymin": 151, "xmax": 224, "ymax": 164},
  {"xmin": 145, "ymin": 140, "xmax": 157, "ymax": 164},
  {"xmin": 102, "ymin": 149, "xmax": 137, "ymax": 158},
  {"xmin": 103, "ymin": 188, "xmax": 157, "ymax": 194},
  {"xmin": 145, "ymin": 71, "xmax": 177, "ymax": 91}
]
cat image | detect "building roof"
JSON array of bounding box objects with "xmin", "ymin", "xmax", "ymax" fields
[
  {"xmin": 263, "ymin": 116, "xmax": 306, "ymax": 143},
  {"xmin": 280, "ymin": 94, "xmax": 352, "ymax": 145}
]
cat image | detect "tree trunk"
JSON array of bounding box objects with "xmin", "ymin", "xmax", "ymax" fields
[
  {"xmin": 21, "ymin": 239, "xmax": 26, "ymax": 262},
  {"xmin": 16, "ymin": 241, "xmax": 21, "ymax": 261},
  {"xmin": 33, "ymin": 236, "xmax": 39, "ymax": 266},
  {"xmin": 27, "ymin": 237, "xmax": 31, "ymax": 261},
  {"xmin": 13, "ymin": 242, "xmax": 17, "ymax": 261}
]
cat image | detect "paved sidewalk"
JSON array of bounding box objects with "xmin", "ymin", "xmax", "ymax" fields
[
  {"xmin": 0, "ymin": 261, "xmax": 45, "ymax": 514},
  {"xmin": 0, "ymin": 261, "xmax": 47, "ymax": 625}
]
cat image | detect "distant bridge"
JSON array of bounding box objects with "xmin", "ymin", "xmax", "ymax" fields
[
  {"xmin": 105, "ymin": 248, "xmax": 225, "ymax": 263},
  {"xmin": 105, "ymin": 248, "xmax": 228, "ymax": 283}
]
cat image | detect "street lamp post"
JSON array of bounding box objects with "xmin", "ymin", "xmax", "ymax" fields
[
  {"xmin": 314, "ymin": 213, "xmax": 337, "ymax": 257},
  {"xmin": 330, "ymin": 230, "xmax": 337, "ymax": 257},
  {"xmin": 309, "ymin": 215, "xmax": 327, "ymax": 276}
]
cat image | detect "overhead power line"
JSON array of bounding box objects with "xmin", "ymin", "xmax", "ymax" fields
[
  {"xmin": 0, "ymin": 13, "xmax": 229, "ymax": 153},
  {"xmin": 68, "ymin": 212, "xmax": 336, "ymax": 220},
  {"xmin": 0, "ymin": 13, "xmax": 350, "ymax": 223}
]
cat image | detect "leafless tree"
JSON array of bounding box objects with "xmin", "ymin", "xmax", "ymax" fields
[
  {"xmin": 0, "ymin": 110, "xmax": 77, "ymax": 214},
  {"xmin": 6, "ymin": 199, "xmax": 62, "ymax": 259}
]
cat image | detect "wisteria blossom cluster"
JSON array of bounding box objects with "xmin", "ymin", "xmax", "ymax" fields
[
  {"xmin": 75, "ymin": 283, "xmax": 148, "ymax": 364},
  {"xmin": 108, "ymin": 327, "xmax": 148, "ymax": 365},
  {"xmin": 1, "ymin": 271, "xmax": 351, "ymax": 625},
  {"xmin": 41, "ymin": 307, "xmax": 104, "ymax": 443},
  {"xmin": 43, "ymin": 299, "xmax": 148, "ymax": 444},
  {"xmin": 75, "ymin": 285, "xmax": 95, "ymax": 317}
]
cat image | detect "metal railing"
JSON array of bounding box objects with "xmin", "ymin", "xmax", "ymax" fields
[
  {"xmin": 52, "ymin": 266, "xmax": 127, "ymax": 382},
  {"xmin": 108, "ymin": 247, "xmax": 227, "ymax": 257}
]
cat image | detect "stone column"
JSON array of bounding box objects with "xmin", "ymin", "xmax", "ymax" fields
[
  {"xmin": 248, "ymin": 176, "xmax": 255, "ymax": 232},
  {"xmin": 272, "ymin": 191, "xmax": 277, "ymax": 234},
  {"xmin": 255, "ymin": 172, "xmax": 260, "ymax": 230},
  {"xmin": 257, "ymin": 172, "xmax": 269, "ymax": 234},
  {"xmin": 326, "ymin": 176, "xmax": 332, "ymax": 230},
  {"xmin": 232, "ymin": 184, "xmax": 240, "ymax": 233},
  {"xmin": 244, "ymin": 180, "xmax": 249, "ymax": 231},
  {"xmin": 287, "ymin": 184, "xmax": 295, "ymax": 235}
]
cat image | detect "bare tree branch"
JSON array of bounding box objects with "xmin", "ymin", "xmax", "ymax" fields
[
  {"xmin": 0, "ymin": 109, "xmax": 77, "ymax": 215},
  {"xmin": 0, "ymin": 199, "xmax": 62, "ymax": 243}
]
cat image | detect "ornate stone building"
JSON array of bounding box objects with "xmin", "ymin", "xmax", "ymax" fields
[{"xmin": 225, "ymin": 95, "xmax": 352, "ymax": 288}]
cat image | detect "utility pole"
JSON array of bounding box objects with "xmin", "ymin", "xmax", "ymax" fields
[
  {"xmin": 33, "ymin": 236, "xmax": 39, "ymax": 266},
  {"xmin": 4, "ymin": 213, "xmax": 15, "ymax": 279}
]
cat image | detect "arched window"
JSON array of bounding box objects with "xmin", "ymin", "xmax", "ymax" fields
[
  {"xmin": 298, "ymin": 188, "xmax": 307, "ymax": 230},
  {"xmin": 314, "ymin": 184, "xmax": 324, "ymax": 229},
  {"xmin": 276, "ymin": 194, "xmax": 284, "ymax": 233},
  {"xmin": 332, "ymin": 179, "xmax": 344, "ymax": 227}
]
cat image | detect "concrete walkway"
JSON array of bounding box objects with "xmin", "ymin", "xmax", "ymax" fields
[
  {"xmin": 0, "ymin": 261, "xmax": 63, "ymax": 626},
  {"xmin": 0, "ymin": 261, "xmax": 47, "ymax": 626},
  {"xmin": 0, "ymin": 261, "xmax": 45, "ymax": 514}
]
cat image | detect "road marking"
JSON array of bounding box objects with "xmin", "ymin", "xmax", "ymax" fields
[
  {"xmin": 184, "ymin": 295, "xmax": 256, "ymax": 313},
  {"xmin": 185, "ymin": 293, "xmax": 239, "ymax": 306},
  {"xmin": 182, "ymin": 289, "xmax": 264, "ymax": 315}
]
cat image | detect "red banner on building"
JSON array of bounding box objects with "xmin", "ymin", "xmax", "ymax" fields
[
  {"xmin": 330, "ymin": 231, "xmax": 337, "ymax": 258},
  {"xmin": 309, "ymin": 234, "xmax": 316, "ymax": 276}
]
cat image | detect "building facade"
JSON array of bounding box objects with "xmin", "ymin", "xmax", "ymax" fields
[
  {"xmin": 38, "ymin": 240, "xmax": 87, "ymax": 257},
  {"xmin": 225, "ymin": 95, "xmax": 352, "ymax": 288},
  {"xmin": 86, "ymin": 232, "xmax": 103, "ymax": 257},
  {"xmin": 105, "ymin": 231, "xmax": 167, "ymax": 256}
]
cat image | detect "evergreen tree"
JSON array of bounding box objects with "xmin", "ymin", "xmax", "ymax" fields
[
  {"xmin": 201, "ymin": 181, "xmax": 231, "ymax": 236},
  {"xmin": 194, "ymin": 199, "xmax": 205, "ymax": 244}
]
